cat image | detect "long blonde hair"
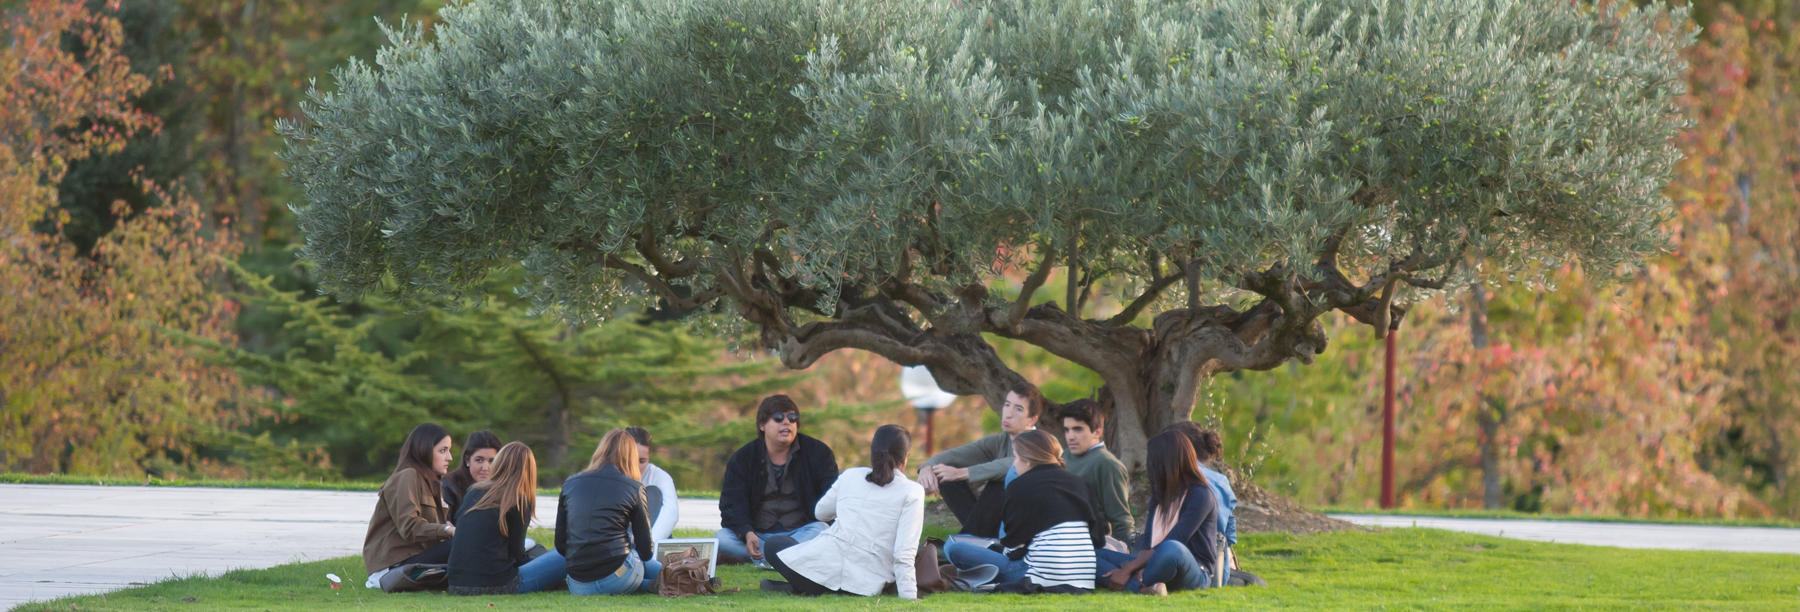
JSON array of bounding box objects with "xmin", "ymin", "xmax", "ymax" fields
[
  {"xmin": 467, "ymin": 442, "xmax": 537, "ymax": 536},
  {"xmin": 586, "ymin": 429, "xmax": 642, "ymax": 480}
]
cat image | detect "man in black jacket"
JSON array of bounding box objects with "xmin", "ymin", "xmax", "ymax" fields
[{"xmin": 715, "ymin": 395, "xmax": 840, "ymax": 566}]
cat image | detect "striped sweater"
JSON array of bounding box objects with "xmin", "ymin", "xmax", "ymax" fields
[
  {"xmin": 1022, "ymin": 520, "xmax": 1097, "ymax": 589},
  {"xmin": 998, "ymin": 465, "xmax": 1106, "ymax": 591}
]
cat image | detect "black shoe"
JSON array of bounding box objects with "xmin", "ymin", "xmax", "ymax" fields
[{"xmin": 760, "ymin": 579, "xmax": 794, "ymax": 594}]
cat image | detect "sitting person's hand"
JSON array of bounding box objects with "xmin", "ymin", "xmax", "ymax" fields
[
  {"xmin": 930, "ymin": 464, "xmax": 970, "ymax": 482},
  {"xmin": 746, "ymin": 531, "xmax": 763, "ymax": 560},
  {"xmin": 917, "ymin": 466, "xmax": 939, "ymax": 494},
  {"xmin": 1103, "ymin": 568, "xmax": 1132, "ymax": 591}
]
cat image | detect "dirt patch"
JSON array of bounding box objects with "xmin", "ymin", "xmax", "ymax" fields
[
  {"xmin": 1232, "ymin": 479, "xmax": 1364, "ymax": 535},
  {"xmin": 925, "ymin": 497, "xmax": 958, "ymax": 527},
  {"xmin": 1130, "ymin": 470, "xmax": 1362, "ymax": 536}
]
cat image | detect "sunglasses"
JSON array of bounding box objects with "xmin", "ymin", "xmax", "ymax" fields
[{"xmin": 768, "ymin": 412, "xmax": 801, "ymax": 424}]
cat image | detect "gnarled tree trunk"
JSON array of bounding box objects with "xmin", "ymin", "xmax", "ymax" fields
[
  {"xmin": 610, "ymin": 230, "xmax": 1437, "ymax": 472},
  {"xmin": 729, "ymin": 270, "xmax": 1409, "ymax": 471}
]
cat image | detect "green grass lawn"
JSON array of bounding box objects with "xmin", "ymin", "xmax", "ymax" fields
[{"xmin": 12, "ymin": 528, "xmax": 1798, "ymax": 612}]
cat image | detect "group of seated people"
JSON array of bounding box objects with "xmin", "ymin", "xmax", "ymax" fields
[
  {"xmin": 917, "ymin": 383, "xmax": 1252, "ymax": 595},
  {"xmin": 360, "ymin": 381, "xmax": 1252, "ymax": 599},
  {"xmin": 361, "ymin": 425, "xmax": 678, "ymax": 595}
]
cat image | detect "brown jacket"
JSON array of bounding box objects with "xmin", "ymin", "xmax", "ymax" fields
[{"xmin": 363, "ymin": 468, "xmax": 453, "ymax": 573}]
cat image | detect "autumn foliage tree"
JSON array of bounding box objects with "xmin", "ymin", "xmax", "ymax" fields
[
  {"xmin": 0, "ymin": 0, "xmax": 250, "ymax": 476},
  {"xmin": 1393, "ymin": 6, "xmax": 1799, "ymax": 518},
  {"xmin": 1223, "ymin": 5, "xmax": 1800, "ymax": 518},
  {"xmin": 1677, "ymin": 5, "xmax": 1800, "ymax": 516},
  {"xmin": 282, "ymin": 0, "xmax": 1693, "ymax": 467}
]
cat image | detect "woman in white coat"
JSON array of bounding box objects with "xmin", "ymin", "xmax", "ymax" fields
[{"xmin": 762, "ymin": 424, "xmax": 925, "ymax": 598}]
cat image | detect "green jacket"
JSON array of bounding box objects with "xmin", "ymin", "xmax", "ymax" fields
[
  {"xmin": 922, "ymin": 432, "xmax": 1014, "ymax": 484},
  {"xmin": 1064, "ymin": 444, "xmax": 1134, "ymax": 539}
]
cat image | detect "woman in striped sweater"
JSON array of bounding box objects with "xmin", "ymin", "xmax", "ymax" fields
[{"xmin": 947, "ymin": 430, "xmax": 1105, "ymax": 594}]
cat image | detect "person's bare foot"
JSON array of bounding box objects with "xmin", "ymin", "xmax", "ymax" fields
[{"xmin": 1140, "ymin": 583, "xmax": 1168, "ymax": 596}]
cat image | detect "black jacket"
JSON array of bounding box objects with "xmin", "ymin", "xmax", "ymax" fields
[
  {"xmin": 555, "ymin": 464, "xmax": 653, "ymax": 582},
  {"xmin": 999, "ymin": 465, "xmax": 1106, "ymax": 560},
  {"xmin": 718, "ymin": 433, "xmax": 839, "ymax": 539},
  {"xmin": 447, "ymin": 486, "xmax": 529, "ymax": 589},
  {"xmin": 1136, "ymin": 483, "xmax": 1220, "ymax": 573}
]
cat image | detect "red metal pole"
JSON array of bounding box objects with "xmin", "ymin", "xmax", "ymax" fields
[{"xmin": 1380, "ymin": 328, "xmax": 1397, "ymax": 509}]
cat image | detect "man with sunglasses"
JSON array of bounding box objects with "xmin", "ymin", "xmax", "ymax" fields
[{"xmin": 717, "ymin": 394, "xmax": 840, "ymax": 567}]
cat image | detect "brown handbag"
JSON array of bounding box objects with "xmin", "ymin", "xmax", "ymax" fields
[
  {"xmin": 915, "ymin": 538, "xmax": 969, "ymax": 596},
  {"xmin": 885, "ymin": 538, "xmax": 962, "ymax": 596},
  {"xmin": 658, "ymin": 547, "xmax": 723, "ymax": 597}
]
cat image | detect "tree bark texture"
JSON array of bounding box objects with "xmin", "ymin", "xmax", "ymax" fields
[
  {"xmin": 512, "ymin": 329, "xmax": 572, "ymax": 469},
  {"xmin": 1469, "ymin": 284, "xmax": 1505, "ymax": 510}
]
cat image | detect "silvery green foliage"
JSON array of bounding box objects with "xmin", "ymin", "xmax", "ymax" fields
[
  {"xmin": 282, "ymin": 0, "xmax": 1690, "ymax": 440},
  {"xmin": 285, "ymin": 0, "xmax": 1688, "ymax": 312}
]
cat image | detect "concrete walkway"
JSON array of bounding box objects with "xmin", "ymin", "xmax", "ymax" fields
[
  {"xmin": 1332, "ymin": 514, "xmax": 1800, "ymax": 555},
  {"xmin": 0, "ymin": 484, "xmax": 720, "ymax": 607}
]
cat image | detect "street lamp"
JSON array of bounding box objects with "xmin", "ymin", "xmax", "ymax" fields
[{"xmin": 899, "ymin": 365, "xmax": 957, "ymax": 456}]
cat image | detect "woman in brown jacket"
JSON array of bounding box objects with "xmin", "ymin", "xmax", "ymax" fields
[{"xmin": 363, "ymin": 423, "xmax": 457, "ymax": 587}]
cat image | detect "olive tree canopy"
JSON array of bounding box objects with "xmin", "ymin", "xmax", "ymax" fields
[{"xmin": 282, "ymin": 0, "xmax": 1692, "ymax": 466}]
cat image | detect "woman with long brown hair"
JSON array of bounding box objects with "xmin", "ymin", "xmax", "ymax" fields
[
  {"xmin": 447, "ymin": 442, "xmax": 568, "ymax": 595},
  {"xmin": 442, "ymin": 429, "xmax": 503, "ymax": 522},
  {"xmin": 362, "ymin": 423, "xmax": 457, "ymax": 588},
  {"xmin": 557, "ymin": 429, "xmax": 661, "ymax": 595},
  {"xmin": 1095, "ymin": 430, "xmax": 1220, "ymax": 595}
]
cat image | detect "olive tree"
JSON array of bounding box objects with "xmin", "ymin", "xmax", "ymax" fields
[{"xmin": 281, "ymin": 0, "xmax": 1691, "ymax": 467}]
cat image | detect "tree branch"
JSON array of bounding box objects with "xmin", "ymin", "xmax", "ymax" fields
[
  {"xmin": 1404, "ymin": 275, "xmax": 1449, "ymax": 289},
  {"xmin": 1184, "ymin": 257, "xmax": 1202, "ymax": 309},
  {"xmin": 509, "ymin": 328, "xmax": 573, "ymax": 460},
  {"xmin": 636, "ymin": 225, "xmax": 699, "ymax": 278},
  {"xmin": 879, "ymin": 248, "xmax": 948, "ymax": 318},
  {"xmin": 1065, "ymin": 228, "xmax": 1080, "ymax": 314},
  {"xmin": 1108, "ymin": 273, "xmax": 1181, "ymax": 326},
  {"xmin": 996, "ymin": 244, "xmax": 1057, "ymax": 333},
  {"xmin": 601, "ymin": 254, "xmax": 722, "ymax": 311}
]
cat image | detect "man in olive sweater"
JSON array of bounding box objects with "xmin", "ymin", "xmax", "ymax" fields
[
  {"xmin": 918, "ymin": 381, "xmax": 1043, "ymax": 536},
  {"xmin": 1059, "ymin": 399, "xmax": 1134, "ymax": 542}
]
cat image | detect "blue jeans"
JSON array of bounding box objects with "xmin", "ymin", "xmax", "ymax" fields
[
  {"xmin": 567, "ymin": 554, "xmax": 662, "ymax": 595},
  {"xmin": 515, "ymin": 549, "xmax": 569, "ymax": 594},
  {"xmin": 714, "ymin": 522, "xmax": 828, "ymax": 562},
  {"xmin": 1095, "ymin": 542, "xmax": 1210, "ymax": 593},
  {"xmin": 943, "ymin": 540, "xmax": 1027, "ymax": 585}
]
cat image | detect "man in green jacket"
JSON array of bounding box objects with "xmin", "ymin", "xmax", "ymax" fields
[
  {"xmin": 918, "ymin": 381, "xmax": 1043, "ymax": 536},
  {"xmin": 1060, "ymin": 399, "xmax": 1134, "ymax": 542}
]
